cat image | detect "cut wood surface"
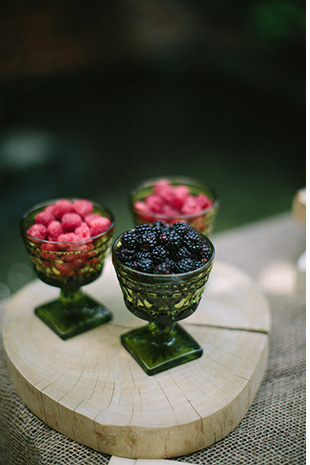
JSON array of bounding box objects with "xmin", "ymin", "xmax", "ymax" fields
[{"xmin": 3, "ymin": 258, "xmax": 270, "ymax": 459}]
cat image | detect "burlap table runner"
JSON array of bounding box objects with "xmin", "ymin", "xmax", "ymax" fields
[{"xmin": 0, "ymin": 213, "xmax": 306, "ymax": 465}]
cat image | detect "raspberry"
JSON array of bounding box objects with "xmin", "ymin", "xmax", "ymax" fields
[
  {"xmin": 53, "ymin": 200, "xmax": 73, "ymax": 219},
  {"xmin": 162, "ymin": 205, "xmax": 179, "ymax": 217},
  {"xmin": 73, "ymin": 199, "xmax": 93, "ymax": 218},
  {"xmin": 170, "ymin": 185, "xmax": 189, "ymax": 209},
  {"xmin": 180, "ymin": 195, "xmax": 201, "ymax": 215},
  {"xmin": 75, "ymin": 222, "xmax": 91, "ymax": 239},
  {"xmin": 145, "ymin": 194, "xmax": 164, "ymax": 213},
  {"xmin": 47, "ymin": 220, "xmax": 63, "ymax": 241},
  {"xmin": 35, "ymin": 210, "xmax": 55, "ymax": 227},
  {"xmin": 196, "ymin": 194, "xmax": 213, "ymax": 210},
  {"xmin": 90, "ymin": 217, "xmax": 111, "ymax": 236},
  {"xmin": 57, "ymin": 233, "xmax": 80, "ymax": 242},
  {"xmin": 135, "ymin": 179, "xmax": 214, "ymax": 225},
  {"xmin": 62, "ymin": 213, "xmax": 83, "ymax": 232},
  {"xmin": 154, "ymin": 179, "xmax": 174, "ymax": 202},
  {"xmin": 133, "ymin": 201, "xmax": 155, "ymax": 223},
  {"xmin": 85, "ymin": 213, "xmax": 101, "ymax": 227},
  {"xmin": 44, "ymin": 205, "xmax": 55, "ymax": 216},
  {"xmin": 27, "ymin": 224, "xmax": 47, "ymax": 240},
  {"xmin": 134, "ymin": 201, "xmax": 149, "ymax": 212}
]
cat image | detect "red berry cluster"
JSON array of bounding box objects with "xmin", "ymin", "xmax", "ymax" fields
[
  {"xmin": 27, "ymin": 199, "xmax": 112, "ymax": 242},
  {"xmin": 134, "ymin": 179, "xmax": 213, "ymax": 219}
]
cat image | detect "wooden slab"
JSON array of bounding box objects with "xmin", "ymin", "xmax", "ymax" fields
[{"xmin": 2, "ymin": 259, "xmax": 270, "ymax": 459}]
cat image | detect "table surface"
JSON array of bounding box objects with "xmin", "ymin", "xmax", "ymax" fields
[{"xmin": 0, "ymin": 212, "xmax": 306, "ymax": 465}]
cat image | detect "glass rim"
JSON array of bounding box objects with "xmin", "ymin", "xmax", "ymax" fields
[
  {"xmin": 130, "ymin": 176, "xmax": 218, "ymax": 219},
  {"xmin": 112, "ymin": 229, "xmax": 215, "ymax": 279},
  {"xmin": 21, "ymin": 198, "xmax": 115, "ymax": 245}
]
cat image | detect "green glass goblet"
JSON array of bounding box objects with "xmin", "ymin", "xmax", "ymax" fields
[
  {"xmin": 21, "ymin": 200, "xmax": 115, "ymax": 340},
  {"xmin": 112, "ymin": 233, "xmax": 215, "ymax": 375},
  {"xmin": 131, "ymin": 176, "xmax": 219, "ymax": 235}
]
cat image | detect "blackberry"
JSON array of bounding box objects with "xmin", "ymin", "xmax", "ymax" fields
[
  {"xmin": 199, "ymin": 241, "xmax": 212, "ymax": 259},
  {"xmin": 183, "ymin": 229, "xmax": 200, "ymax": 244},
  {"xmin": 124, "ymin": 260, "xmax": 139, "ymax": 270},
  {"xmin": 135, "ymin": 224, "xmax": 153, "ymax": 235},
  {"xmin": 153, "ymin": 260, "xmax": 174, "ymax": 274},
  {"xmin": 116, "ymin": 247, "xmax": 136, "ymax": 261},
  {"xmin": 135, "ymin": 250, "xmax": 152, "ymax": 261},
  {"xmin": 116, "ymin": 221, "xmax": 212, "ymax": 275},
  {"xmin": 158, "ymin": 227, "xmax": 171, "ymax": 245},
  {"xmin": 151, "ymin": 245, "xmax": 167, "ymax": 264},
  {"xmin": 172, "ymin": 222, "xmax": 191, "ymax": 235},
  {"xmin": 121, "ymin": 230, "xmax": 139, "ymax": 249},
  {"xmin": 175, "ymin": 258, "xmax": 201, "ymax": 273},
  {"xmin": 175, "ymin": 246, "xmax": 191, "ymax": 261},
  {"xmin": 183, "ymin": 230, "xmax": 201, "ymax": 254},
  {"xmin": 153, "ymin": 220, "xmax": 167, "ymax": 231},
  {"xmin": 166, "ymin": 230, "xmax": 182, "ymax": 251},
  {"xmin": 136, "ymin": 258, "xmax": 154, "ymax": 273},
  {"xmin": 138, "ymin": 231, "xmax": 158, "ymax": 250}
]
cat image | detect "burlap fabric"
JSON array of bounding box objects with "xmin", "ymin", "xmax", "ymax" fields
[{"xmin": 0, "ymin": 213, "xmax": 306, "ymax": 465}]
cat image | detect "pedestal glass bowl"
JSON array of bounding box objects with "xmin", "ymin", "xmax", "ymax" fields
[
  {"xmin": 131, "ymin": 176, "xmax": 218, "ymax": 235},
  {"xmin": 112, "ymin": 231, "xmax": 215, "ymax": 375},
  {"xmin": 21, "ymin": 200, "xmax": 115, "ymax": 340}
]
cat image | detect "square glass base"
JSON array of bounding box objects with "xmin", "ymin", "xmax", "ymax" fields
[
  {"xmin": 35, "ymin": 293, "xmax": 112, "ymax": 340},
  {"xmin": 121, "ymin": 323, "xmax": 203, "ymax": 375}
]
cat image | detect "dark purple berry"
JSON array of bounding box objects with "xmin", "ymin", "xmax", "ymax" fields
[
  {"xmin": 175, "ymin": 258, "xmax": 201, "ymax": 273},
  {"xmin": 153, "ymin": 261, "xmax": 173, "ymax": 274},
  {"xmin": 121, "ymin": 230, "xmax": 139, "ymax": 249},
  {"xmin": 136, "ymin": 258, "xmax": 154, "ymax": 273},
  {"xmin": 166, "ymin": 230, "xmax": 182, "ymax": 250},
  {"xmin": 151, "ymin": 245, "xmax": 167, "ymax": 264},
  {"xmin": 135, "ymin": 251, "xmax": 152, "ymax": 261},
  {"xmin": 175, "ymin": 246, "xmax": 191, "ymax": 261}
]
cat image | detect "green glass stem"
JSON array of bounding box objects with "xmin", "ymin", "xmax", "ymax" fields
[
  {"xmin": 121, "ymin": 322, "xmax": 203, "ymax": 376},
  {"xmin": 35, "ymin": 287, "xmax": 112, "ymax": 340},
  {"xmin": 60, "ymin": 288, "xmax": 84, "ymax": 309},
  {"xmin": 148, "ymin": 321, "xmax": 176, "ymax": 344}
]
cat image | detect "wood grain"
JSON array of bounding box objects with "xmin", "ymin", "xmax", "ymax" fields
[{"xmin": 3, "ymin": 259, "xmax": 270, "ymax": 459}]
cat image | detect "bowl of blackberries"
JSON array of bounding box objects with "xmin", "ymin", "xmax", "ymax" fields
[
  {"xmin": 131, "ymin": 176, "xmax": 218, "ymax": 235},
  {"xmin": 112, "ymin": 220, "xmax": 215, "ymax": 375}
]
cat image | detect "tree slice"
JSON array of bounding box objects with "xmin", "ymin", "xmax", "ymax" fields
[{"xmin": 3, "ymin": 260, "xmax": 270, "ymax": 459}]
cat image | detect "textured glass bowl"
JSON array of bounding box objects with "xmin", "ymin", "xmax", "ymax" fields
[
  {"xmin": 21, "ymin": 199, "xmax": 115, "ymax": 340},
  {"xmin": 112, "ymin": 232, "xmax": 215, "ymax": 375},
  {"xmin": 131, "ymin": 176, "xmax": 219, "ymax": 235}
]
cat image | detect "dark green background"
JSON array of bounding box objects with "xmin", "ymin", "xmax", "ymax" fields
[{"xmin": 0, "ymin": 1, "xmax": 305, "ymax": 296}]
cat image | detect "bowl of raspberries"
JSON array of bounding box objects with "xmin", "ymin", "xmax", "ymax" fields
[
  {"xmin": 21, "ymin": 199, "xmax": 115, "ymax": 339},
  {"xmin": 131, "ymin": 176, "xmax": 218, "ymax": 235},
  {"xmin": 21, "ymin": 198, "xmax": 115, "ymax": 288},
  {"xmin": 112, "ymin": 221, "xmax": 215, "ymax": 375}
]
